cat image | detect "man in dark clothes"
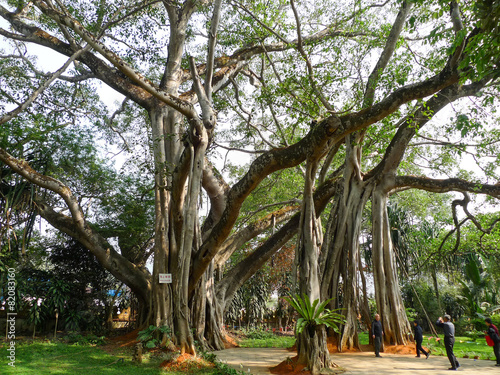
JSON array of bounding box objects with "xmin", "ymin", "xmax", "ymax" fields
[
  {"xmin": 485, "ymin": 317, "xmax": 500, "ymax": 366},
  {"xmin": 436, "ymin": 315, "xmax": 460, "ymax": 370},
  {"xmin": 372, "ymin": 313, "xmax": 384, "ymax": 357},
  {"xmin": 413, "ymin": 320, "xmax": 430, "ymax": 359}
]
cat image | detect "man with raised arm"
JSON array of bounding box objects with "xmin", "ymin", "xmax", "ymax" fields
[{"xmin": 436, "ymin": 314, "xmax": 460, "ymax": 371}]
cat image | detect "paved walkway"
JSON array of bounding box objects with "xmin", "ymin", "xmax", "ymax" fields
[
  {"xmin": 214, "ymin": 348, "xmax": 500, "ymax": 375},
  {"xmin": 214, "ymin": 348, "xmax": 292, "ymax": 374}
]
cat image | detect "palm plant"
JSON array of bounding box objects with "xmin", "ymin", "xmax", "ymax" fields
[
  {"xmin": 459, "ymin": 255, "xmax": 492, "ymax": 316},
  {"xmin": 27, "ymin": 301, "xmax": 42, "ymax": 339},
  {"xmin": 285, "ymin": 294, "xmax": 345, "ymax": 337}
]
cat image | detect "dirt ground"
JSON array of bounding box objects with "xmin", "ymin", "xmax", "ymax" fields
[{"xmin": 214, "ymin": 347, "xmax": 500, "ymax": 375}]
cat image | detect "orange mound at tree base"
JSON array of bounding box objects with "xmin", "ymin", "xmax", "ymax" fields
[
  {"xmin": 270, "ymin": 355, "xmax": 346, "ymax": 375},
  {"xmin": 160, "ymin": 353, "xmax": 215, "ymax": 371},
  {"xmin": 326, "ymin": 336, "xmax": 424, "ymax": 355},
  {"xmin": 223, "ymin": 332, "xmax": 240, "ymax": 348},
  {"xmin": 107, "ymin": 328, "xmax": 141, "ymax": 347},
  {"xmin": 383, "ymin": 342, "xmax": 424, "ymax": 355},
  {"xmin": 269, "ymin": 355, "xmax": 310, "ymax": 375}
]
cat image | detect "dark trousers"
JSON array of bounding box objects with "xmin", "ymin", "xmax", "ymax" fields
[
  {"xmin": 416, "ymin": 339, "xmax": 428, "ymax": 357},
  {"xmin": 444, "ymin": 337, "xmax": 459, "ymax": 369},
  {"xmin": 494, "ymin": 342, "xmax": 500, "ymax": 365},
  {"xmin": 374, "ymin": 336, "xmax": 382, "ymax": 356}
]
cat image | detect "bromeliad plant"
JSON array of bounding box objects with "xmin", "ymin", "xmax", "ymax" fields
[{"xmin": 285, "ymin": 294, "xmax": 345, "ymax": 337}]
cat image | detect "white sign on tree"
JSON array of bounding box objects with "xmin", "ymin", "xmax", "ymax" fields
[{"xmin": 159, "ymin": 273, "xmax": 172, "ymax": 284}]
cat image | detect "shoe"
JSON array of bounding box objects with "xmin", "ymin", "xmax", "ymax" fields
[
  {"xmin": 426, "ymin": 353, "xmax": 430, "ymax": 359},
  {"xmin": 415, "ymin": 356, "xmax": 420, "ymax": 358},
  {"xmin": 376, "ymin": 355, "xmax": 382, "ymax": 357},
  {"xmin": 448, "ymin": 368, "xmax": 457, "ymax": 371},
  {"xmin": 495, "ymin": 364, "xmax": 500, "ymax": 366}
]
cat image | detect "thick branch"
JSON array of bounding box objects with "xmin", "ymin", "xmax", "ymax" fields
[
  {"xmin": 0, "ymin": 44, "xmax": 91, "ymax": 126},
  {"xmin": 363, "ymin": 1, "xmax": 412, "ymax": 107},
  {"xmin": 393, "ymin": 176, "xmax": 500, "ymax": 199},
  {"xmin": 31, "ymin": 1, "xmax": 198, "ymax": 118},
  {"xmin": 35, "ymin": 197, "xmax": 152, "ymax": 302},
  {"xmin": 365, "ymin": 78, "xmax": 491, "ymax": 180},
  {"xmin": 0, "ymin": 5, "xmax": 154, "ymax": 107},
  {"xmin": 216, "ymin": 177, "xmax": 341, "ymax": 309},
  {"xmin": 191, "ymin": 61, "xmax": 468, "ymax": 289},
  {"xmin": 189, "ymin": 116, "xmax": 342, "ymax": 291},
  {"xmin": 214, "ymin": 204, "xmax": 299, "ymax": 268},
  {"xmin": 204, "ymin": 0, "xmax": 223, "ymax": 101},
  {"xmin": 0, "ymin": 148, "xmax": 151, "ymax": 301},
  {"xmin": 201, "ymin": 160, "xmax": 230, "ymax": 237}
]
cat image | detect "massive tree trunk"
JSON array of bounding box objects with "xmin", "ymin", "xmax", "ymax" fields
[
  {"xmin": 372, "ymin": 186, "xmax": 411, "ymax": 345},
  {"xmin": 148, "ymin": 1, "xmax": 201, "ymax": 354},
  {"xmin": 320, "ymin": 134, "xmax": 372, "ymax": 351},
  {"xmin": 296, "ymin": 159, "xmax": 333, "ymax": 374},
  {"xmin": 150, "ymin": 107, "xmax": 176, "ymax": 332}
]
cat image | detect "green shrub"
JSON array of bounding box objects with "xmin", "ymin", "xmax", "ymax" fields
[
  {"xmin": 488, "ymin": 314, "xmax": 500, "ymax": 328},
  {"xmin": 244, "ymin": 329, "xmax": 275, "ymax": 340},
  {"xmin": 199, "ymin": 351, "xmax": 245, "ymax": 375},
  {"xmin": 455, "ymin": 316, "xmax": 487, "ymax": 336},
  {"xmin": 63, "ymin": 332, "xmax": 106, "ymax": 346},
  {"xmin": 137, "ymin": 325, "xmax": 171, "ymax": 349},
  {"xmin": 213, "ymin": 361, "xmax": 246, "ymax": 375}
]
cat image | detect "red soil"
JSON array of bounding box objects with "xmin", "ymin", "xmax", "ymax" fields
[
  {"xmin": 270, "ymin": 355, "xmax": 310, "ymax": 375},
  {"xmin": 160, "ymin": 353, "xmax": 215, "ymax": 371},
  {"xmin": 223, "ymin": 332, "xmax": 240, "ymax": 348},
  {"xmin": 108, "ymin": 328, "xmax": 141, "ymax": 346},
  {"xmin": 384, "ymin": 342, "xmax": 422, "ymax": 355},
  {"xmin": 102, "ymin": 328, "xmax": 140, "ymax": 354}
]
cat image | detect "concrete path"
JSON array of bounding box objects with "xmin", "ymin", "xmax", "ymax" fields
[
  {"xmin": 333, "ymin": 352, "xmax": 499, "ymax": 375},
  {"xmin": 214, "ymin": 348, "xmax": 292, "ymax": 374},
  {"xmin": 214, "ymin": 348, "xmax": 500, "ymax": 375}
]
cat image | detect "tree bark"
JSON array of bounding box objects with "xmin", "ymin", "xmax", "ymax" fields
[
  {"xmin": 372, "ymin": 187, "xmax": 411, "ymax": 345},
  {"xmin": 295, "ymin": 159, "xmax": 334, "ymax": 374},
  {"xmin": 297, "ymin": 326, "xmax": 334, "ymax": 374},
  {"xmin": 320, "ymin": 134, "xmax": 372, "ymax": 351}
]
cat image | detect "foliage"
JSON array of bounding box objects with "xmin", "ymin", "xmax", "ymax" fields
[
  {"xmin": 401, "ymin": 277, "xmax": 466, "ymax": 330},
  {"xmin": 284, "ymin": 294, "xmax": 345, "ymax": 335},
  {"xmin": 405, "ymin": 307, "xmax": 418, "ymax": 322},
  {"xmin": 211, "ymin": 362, "xmax": 246, "ymax": 375},
  {"xmin": 199, "ymin": 349, "xmax": 246, "ymax": 375},
  {"xmin": 225, "ymin": 246, "xmax": 295, "ymax": 330},
  {"xmin": 242, "ymin": 329, "xmax": 276, "ymax": 340},
  {"xmin": 225, "ymin": 270, "xmax": 271, "ymax": 327},
  {"xmin": 27, "ymin": 301, "xmax": 42, "ymax": 338},
  {"xmin": 3, "ymin": 238, "xmax": 127, "ymax": 335},
  {"xmin": 137, "ymin": 325, "xmax": 172, "ymax": 349},
  {"xmin": 62, "ymin": 332, "xmax": 107, "ymax": 346},
  {"xmin": 457, "ymin": 255, "xmax": 500, "ymax": 317}
]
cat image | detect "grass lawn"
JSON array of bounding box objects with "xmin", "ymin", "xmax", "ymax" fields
[
  {"xmin": 425, "ymin": 336, "xmax": 495, "ymax": 360},
  {"xmin": 235, "ymin": 330, "xmax": 296, "ymax": 348},
  {"xmin": 0, "ymin": 340, "xmax": 222, "ymax": 375}
]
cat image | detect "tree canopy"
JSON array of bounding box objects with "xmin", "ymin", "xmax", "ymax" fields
[{"xmin": 1, "ymin": 0, "xmax": 499, "ymax": 371}]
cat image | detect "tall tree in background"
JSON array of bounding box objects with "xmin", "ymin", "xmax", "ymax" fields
[{"xmin": 1, "ymin": 1, "xmax": 499, "ymax": 367}]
